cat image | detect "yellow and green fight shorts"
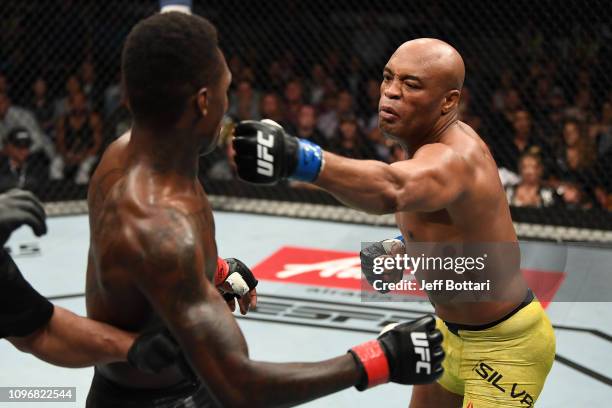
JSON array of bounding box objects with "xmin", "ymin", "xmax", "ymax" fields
[{"xmin": 436, "ymin": 290, "xmax": 556, "ymax": 407}]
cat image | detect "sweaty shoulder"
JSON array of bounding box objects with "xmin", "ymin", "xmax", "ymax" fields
[
  {"xmin": 419, "ymin": 122, "xmax": 492, "ymax": 172},
  {"xmin": 410, "ymin": 138, "xmax": 475, "ymax": 179},
  {"xmin": 117, "ymin": 202, "xmax": 201, "ymax": 274},
  {"xmin": 94, "ymin": 131, "xmax": 131, "ymax": 179}
]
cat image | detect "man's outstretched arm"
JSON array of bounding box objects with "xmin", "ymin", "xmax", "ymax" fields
[
  {"xmin": 233, "ymin": 120, "xmax": 468, "ymax": 215},
  {"xmin": 131, "ymin": 207, "xmax": 443, "ymax": 408},
  {"xmin": 0, "ymin": 189, "xmax": 167, "ymax": 370},
  {"xmin": 316, "ymin": 146, "xmax": 468, "ymax": 214},
  {"xmin": 8, "ymin": 305, "xmax": 135, "ymax": 367}
]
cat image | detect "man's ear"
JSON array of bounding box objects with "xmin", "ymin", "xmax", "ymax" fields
[
  {"xmin": 441, "ymin": 90, "xmax": 461, "ymax": 114},
  {"xmin": 196, "ymin": 87, "xmax": 209, "ymax": 117}
]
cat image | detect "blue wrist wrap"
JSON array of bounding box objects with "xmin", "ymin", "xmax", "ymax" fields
[{"xmin": 292, "ymin": 139, "xmax": 323, "ymax": 182}]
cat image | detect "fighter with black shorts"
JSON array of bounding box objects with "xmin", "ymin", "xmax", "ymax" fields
[{"xmin": 84, "ymin": 12, "xmax": 444, "ymax": 408}]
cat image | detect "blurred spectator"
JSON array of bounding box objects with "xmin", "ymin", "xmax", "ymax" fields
[
  {"xmin": 259, "ymin": 92, "xmax": 293, "ymax": 131},
  {"xmin": 493, "ymin": 110, "xmax": 550, "ymax": 174},
  {"xmin": 330, "ymin": 115, "xmax": 380, "ymax": 160},
  {"xmin": 50, "ymin": 92, "xmax": 102, "ymax": 184},
  {"xmin": 595, "ymin": 141, "xmax": 612, "ymax": 209},
  {"xmin": 594, "ymin": 185, "xmax": 612, "ymax": 211},
  {"xmin": 590, "ymin": 101, "xmax": 612, "ymax": 156},
  {"xmin": 359, "ymin": 78, "xmax": 380, "ymax": 133},
  {"xmin": 0, "ymin": 127, "xmax": 48, "ymax": 194},
  {"xmin": 564, "ymin": 88, "xmax": 593, "ymax": 122},
  {"xmin": 365, "ymin": 127, "xmax": 390, "ymax": 162},
  {"xmin": 323, "ymin": 49, "xmax": 342, "ymax": 79},
  {"xmin": 104, "ymin": 96, "xmax": 131, "ymax": 149},
  {"xmin": 279, "ymin": 51, "xmax": 297, "ymax": 79},
  {"xmin": 295, "ymin": 105, "xmax": 327, "ymax": 148},
  {"xmin": 54, "ymin": 74, "xmax": 86, "ymax": 118},
  {"xmin": 552, "ymin": 119, "xmax": 596, "ymax": 187},
  {"xmin": 541, "ymin": 87, "xmax": 567, "ymax": 142},
  {"xmin": 317, "ymin": 90, "xmax": 360, "ymax": 139},
  {"xmin": 389, "ymin": 144, "xmax": 407, "ymax": 163},
  {"xmin": 486, "ymin": 88, "xmax": 523, "ymax": 141},
  {"xmin": 557, "ymin": 181, "xmax": 593, "ymax": 210},
  {"xmin": 284, "ymin": 78, "xmax": 305, "ymax": 128},
  {"xmin": 0, "ymin": 73, "xmax": 10, "ymax": 97},
  {"xmin": 505, "ymin": 152, "xmax": 556, "ymax": 208},
  {"xmin": 228, "ymin": 80, "xmax": 260, "ymax": 121},
  {"xmin": 228, "ymin": 56, "xmax": 244, "ymax": 83},
  {"xmin": 0, "ymin": 92, "xmax": 55, "ymax": 160},
  {"xmin": 206, "ymin": 137, "xmax": 236, "ymax": 181},
  {"xmin": 263, "ymin": 61, "xmax": 287, "ymax": 93},
  {"xmin": 80, "ymin": 61, "xmax": 103, "ymax": 111},
  {"xmin": 347, "ymin": 56, "xmax": 362, "ymax": 95},
  {"xmin": 491, "ymin": 69, "xmax": 514, "ymax": 112},
  {"xmin": 458, "ymin": 86, "xmax": 482, "ymax": 133},
  {"xmin": 104, "ymin": 72, "xmax": 122, "ymax": 118},
  {"xmin": 30, "ymin": 78, "xmax": 55, "ymax": 135},
  {"xmin": 308, "ymin": 64, "xmax": 327, "ymax": 106},
  {"xmin": 353, "ymin": 16, "xmax": 389, "ymax": 69},
  {"xmin": 524, "ymin": 75, "xmax": 552, "ymax": 117}
]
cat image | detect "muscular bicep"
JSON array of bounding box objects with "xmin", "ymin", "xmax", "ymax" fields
[
  {"xmin": 389, "ymin": 145, "xmax": 469, "ymax": 212},
  {"xmin": 131, "ymin": 209, "xmax": 249, "ymax": 398}
]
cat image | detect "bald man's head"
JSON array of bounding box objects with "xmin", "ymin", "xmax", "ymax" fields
[
  {"xmin": 378, "ymin": 38, "xmax": 465, "ymax": 143},
  {"xmin": 393, "ymin": 38, "xmax": 465, "ymax": 91}
]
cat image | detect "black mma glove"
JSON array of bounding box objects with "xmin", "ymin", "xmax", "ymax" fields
[
  {"xmin": 233, "ymin": 119, "xmax": 323, "ymax": 185},
  {"xmin": 0, "ymin": 189, "xmax": 47, "ymax": 247},
  {"xmin": 128, "ymin": 326, "xmax": 196, "ymax": 383},
  {"xmin": 216, "ymin": 257, "xmax": 258, "ymax": 315},
  {"xmin": 215, "ymin": 257, "xmax": 258, "ymax": 299},
  {"xmin": 349, "ymin": 315, "xmax": 444, "ymax": 390},
  {"xmin": 360, "ymin": 236, "xmax": 406, "ymax": 293}
]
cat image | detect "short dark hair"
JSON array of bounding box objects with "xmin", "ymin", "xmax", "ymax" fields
[{"xmin": 121, "ymin": 12, "xmax": 220, "ymax": 127}]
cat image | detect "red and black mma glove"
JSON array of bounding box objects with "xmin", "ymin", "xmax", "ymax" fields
[
  {"xmin": 215, "ymin": 257, "xmax": 258, "ymax": 301},
  {"xmin": 348, "ymin": 315, "xmax": 444, "ymax": 390},
  {"xmin": 128, "ymin": 326, "xmax": 197, "ymax": 384}
]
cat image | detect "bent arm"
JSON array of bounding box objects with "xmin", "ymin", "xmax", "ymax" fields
[
  {"xmin": 134, "ymin": 208, "xmax": 360, "ymax": 408},
  {"xmin": 8, "ymin": 306, "xmax": 135, "ymax": 367},
  {"xmin": 314, "ymin": 145, "xmax": 468, "ymax": 214}
]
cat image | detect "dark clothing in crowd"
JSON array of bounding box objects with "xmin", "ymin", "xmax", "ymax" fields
[
  {"xmin": 0, "ymin": 151, "xmax": 48, "ymax": 195},
  {"xmin": 30, "ymin": 99, "xmax": 55, "ymax": 134},
  {"xmin": 62, "ymin": 115, "xmax": 95, "ymax": 153},
  {"xmin": 295, "ymin": 128, "xmax": 329, "ymax": 150},
  {"xmin": 104, "ymin": 105, "xmax": 132, "ymax": 149},
  {"xmin": 491, "ymin": 134, "xmax": 553, "ymax": 175},
  {"xmin": 329, "ymin": 136, "xmax": 383, "ymax": 161}
]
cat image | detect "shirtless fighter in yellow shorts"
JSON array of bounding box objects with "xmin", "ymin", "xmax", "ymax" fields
[{"xmin": 232, "ymin": 38, "xmax": 555, "ymax": 407}]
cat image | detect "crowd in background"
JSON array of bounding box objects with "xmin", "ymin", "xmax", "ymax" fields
[{"xmin": 0, "ymin": 0, "xmax": 611, "ymax": 212}]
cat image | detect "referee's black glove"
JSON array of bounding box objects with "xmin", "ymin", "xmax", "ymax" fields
[{"xmin": 0, "ymin": 189, "xmax": 47, "ymax": 247}]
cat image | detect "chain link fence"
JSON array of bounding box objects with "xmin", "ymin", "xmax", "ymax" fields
[{"xmin": 1, "ymin": 0, "xmax": 611, "ymax": 240}]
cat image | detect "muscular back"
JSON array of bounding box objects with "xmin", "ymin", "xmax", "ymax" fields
[{"xmin": 86, "ymin": 132, "xmax": 217, "ymax": 388}]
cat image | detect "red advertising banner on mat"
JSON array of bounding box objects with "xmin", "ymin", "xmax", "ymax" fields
[{"xmin": 252, "ymin": 246, "xmax": 565, "ymax": 307}]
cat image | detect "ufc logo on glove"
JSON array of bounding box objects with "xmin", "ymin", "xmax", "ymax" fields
[
  {"xmin": 411, "ymin": 332, "xmax": 431, "ymax": 374},
  {"xmin": 256, "ymin": 131, "xmax": 275, "ymax": 176}
]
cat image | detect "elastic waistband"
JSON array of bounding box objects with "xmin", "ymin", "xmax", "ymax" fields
[
  {"xmin": 91, "ymin": 368, "xmax": 199, "ymax": 402},
  {"xmin": 443, "ymin": 289, "xmax": 534, "ymax": 336}
]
